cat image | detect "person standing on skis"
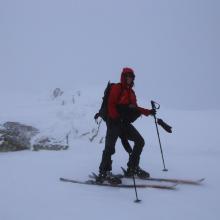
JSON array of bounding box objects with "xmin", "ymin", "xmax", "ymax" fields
[{"xmin": 96, "ymin": 67, "xmax": 156, "ymax": 183}]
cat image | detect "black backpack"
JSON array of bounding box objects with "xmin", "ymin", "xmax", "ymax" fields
[
  {"xmin": 94, "ymin": 82, "xmax": 141, "ymax": 123},
  {"xmin": 94, "ymin": 82, "xmax": 120, "ymax": 121}
]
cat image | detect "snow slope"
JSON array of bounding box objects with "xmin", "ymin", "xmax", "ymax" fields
[{"xmin": 0, "ymin": 88, "xmax": 220, "ymax": 220}]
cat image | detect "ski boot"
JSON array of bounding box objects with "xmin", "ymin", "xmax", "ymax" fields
[
  {"xmin": 95, "ymin": 171, "xmax": 107, "ymax": 183},
  {"xmin": 105, "ymin": 171, "xmax": 122, "ymax": 185},
  {"xmin": 95, "ymin": 171, "xmax": 122, "ymax": 185},
  {"xmin": 125, "ymin": 166, "xmax": 150, "ymax": 179},
  {"xmin": 135, "ymin": 166, "xmax": 150, "ymax": 179}
]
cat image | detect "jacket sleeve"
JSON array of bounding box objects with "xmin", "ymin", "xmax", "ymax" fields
[
  {"xmin": 108, "ymin": 84, "xmax": 121, "ymax": 119},
  {"xmin": 137, "ymin": 106, "xmax": 152, "ymax": 116}
]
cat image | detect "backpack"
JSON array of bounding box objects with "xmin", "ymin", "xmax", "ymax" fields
[
  {"xmin": 94, "ymin": 81, "xmax": 141, "ymax": 123},
  {"xmin": 94, "ymin": 81, "xmax": 120, "ymax": 121}
]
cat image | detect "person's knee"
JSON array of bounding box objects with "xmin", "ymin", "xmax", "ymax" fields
[
  {"xmin": 104, "ymin": 147, "xmax": 115, "ymax": 155},
  {"xmin": 137, "ymin": 137, "xmax": 145, "ymax": 148}
]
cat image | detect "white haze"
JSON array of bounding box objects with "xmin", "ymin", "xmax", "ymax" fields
[
  {"xmin": 0, "ymin": 1, "xmax": 220, "ymax": 219},
  {"xmin": 0, "ymin": 0, "xmax": 219, "ymax": 109}
]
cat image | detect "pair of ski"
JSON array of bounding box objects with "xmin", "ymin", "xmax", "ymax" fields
[{"xmin": 60, "ymin": 169, "xmax": 205, "ymax": 190}]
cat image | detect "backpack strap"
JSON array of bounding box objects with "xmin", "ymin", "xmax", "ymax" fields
[{"xmin": 117, "ymin": 83, "xmax": 124, "ymax": 103}]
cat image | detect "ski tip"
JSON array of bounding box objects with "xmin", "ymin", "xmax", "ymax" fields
[
  {"xmin": 183, "ymin": 178, "xmax": 205, "ymax": 185},
  {"xmin": 198, "ymin": 178, "xmax": 205, "ymax": 183},
  {"xmin": 91, "ymin": 172, "xmax": 98, "ymax": 178},
  {"xmin": 161, "ymin": 183, "xmax": 178, "ymax": 190},
  {"xmin": 60, "ymin": 177, "xmax": 69, "ymax": 182}
]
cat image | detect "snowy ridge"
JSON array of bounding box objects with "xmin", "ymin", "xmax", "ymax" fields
[{"xmin": 0, "ymin": 87, "xmax": 106, "ymax": 147}]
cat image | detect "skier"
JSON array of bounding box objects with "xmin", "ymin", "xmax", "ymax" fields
[{"xmin": 96, "ymin": 67, "xmax": 156, "ymax": 183}]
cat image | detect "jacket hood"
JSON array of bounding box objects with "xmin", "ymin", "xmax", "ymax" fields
[{"xmin": 120, "ymin": 67, "xmax": 135, "ymax": 88}]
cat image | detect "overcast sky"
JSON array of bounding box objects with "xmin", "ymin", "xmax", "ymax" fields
[{"xmin": 0, "ymin": 0, "xmax": 219, "ymax": 109}]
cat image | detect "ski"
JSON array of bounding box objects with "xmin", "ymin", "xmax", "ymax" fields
[
  {"xmin": 120, "ymin": 167, "xmax": 205, "ymax": 185},
  {"xmin": 142, "ymin": 177, "xmax": 205, "ymax": 185},
  {"xmin": 90, "ymin": 169, "xmax": 205, "ymax": 185},
  {"xmin": 60, "ymin": 177, "xmax": 177, "ymax": 190}
]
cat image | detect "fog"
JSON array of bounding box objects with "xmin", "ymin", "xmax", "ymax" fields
[{"xmin": 0, "ymin": 0, "xmax": 219, "ymax": 109}]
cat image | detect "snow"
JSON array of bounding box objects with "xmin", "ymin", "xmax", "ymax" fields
[
  {"xmin": 0, "ymin": 0, "xmax": 219, "ymax": 219},
  {"xmin": 0, "ymin": 88, "xmax": 220, "ymax": 220}
]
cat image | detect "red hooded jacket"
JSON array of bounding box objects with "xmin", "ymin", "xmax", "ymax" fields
[{"xmin": 107, "ymin": 69, "xmax": 152, "ymax": 120}]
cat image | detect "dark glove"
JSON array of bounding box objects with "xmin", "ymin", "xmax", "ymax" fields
[
  {"xmin": 150, "ymin": 108, "xmax": 157, "ymax": 116},
  {"xmin": 94, "ymin": 113, "xmax": 100, "ymax": 120},
  {"xmin": 157, "ymin": 118, "xmax": 172, "ymax": 133}
]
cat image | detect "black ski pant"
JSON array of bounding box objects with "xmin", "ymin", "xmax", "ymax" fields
[{"xmin": 99, "ymin": 120, "xmax": 145, "ymax": 173}]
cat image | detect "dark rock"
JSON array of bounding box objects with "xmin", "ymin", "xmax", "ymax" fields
[
  {"xmin": 0, "ymin": 122, "xmax": 39, "ymax": 152},
  {"xmin": 0, "ymin": 122, "xmax": 69, "ymax": 152},
  {"xmin": 52, "ymin": 88, "xmax": 64, "ymax": 99},
  {"xmin": 33, "ymin": 136, "xmax": 68, "ymax": 151}
]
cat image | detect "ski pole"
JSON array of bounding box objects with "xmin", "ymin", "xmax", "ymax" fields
[
  {"xmin": 132, "ymin": 174, "xmax": 141, "ymax": 203},
  {"xmin": 151, "ymin": 100, "xmax": 168, "ymax": 172},
  {"xmin": 121, "ymin": 167, "xmax": 141, "ymax": 203}
]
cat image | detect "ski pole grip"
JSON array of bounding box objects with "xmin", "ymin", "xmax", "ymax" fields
[
  {"xmin": 151, "ymin": 100, "xmax": 156, "ymax": 110},
  {"xmin": 151, "ymin": 100, "xmax": 160, "ymax": 110}
]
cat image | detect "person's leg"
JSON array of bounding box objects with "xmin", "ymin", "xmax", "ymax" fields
[
  {"xmin": 125, "ymin": 123, "xmax": 145, "ymax": 169},
  {"xmin": 123, "ymin": 123, "xmax": 150, "ymax": 178},
  {"xmin": 97, "ymin": 121, "xmax": 123, "ymax": 183},
  {"xmin": 99, "ymin": 121, "xmax": 120, "ymax": 173},
  {"xmin": 119, "ymin": 135, "xmax": 132, "ymax": 155}
]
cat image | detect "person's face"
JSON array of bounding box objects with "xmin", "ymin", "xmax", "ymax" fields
[{"xmin": 126, "ymin": 75, "xmax": 134, "ymax": 85}]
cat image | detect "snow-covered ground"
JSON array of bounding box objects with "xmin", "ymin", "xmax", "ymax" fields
[{"xmin": 0, "ymin": 88, "xmax": 220, "ymax": 220}]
